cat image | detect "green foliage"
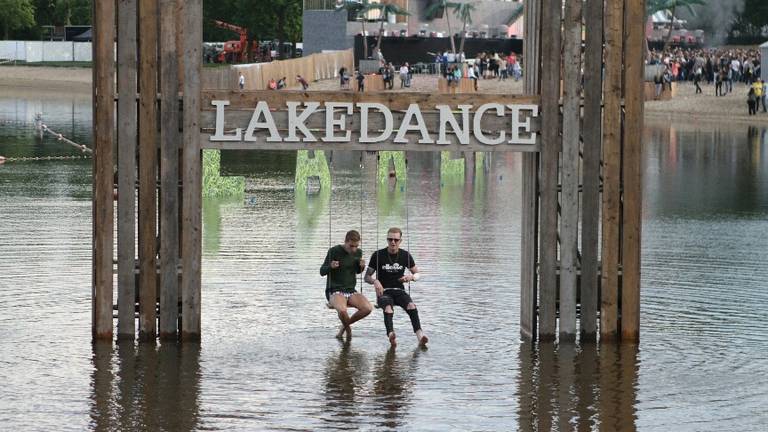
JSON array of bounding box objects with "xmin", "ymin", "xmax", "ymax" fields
[
  {"xmin": 452, "ymin": 1, "xmax": 477, "ymax": 54},
  {"xmin": 440, "ymin": 151, "xmax": 464, "ymax": 185},
  {"xmin": 295, "ymin": 150, "xmax": 330, "ymax": 192},
  {"xmin": 728, "ymin": 0, "xmax": 768, "ymax": 43},
  {"xmin": 424, "ymin": 0, "xmax": 460, "ymax": 53},
  {"xmin": 336, "ymin": 0, "xmax": 377, "ymax": 59},
  {"xmin": 647, "ymin": 0, "xmax": 706, "ymax": 17},
  {"xmin": 378, "ymin": 151, "xmax": 406, "ymax": 185},
  {"xmin": 203, "ymin": 149, "xmax": 245, "ymax": 198},
  {"xmin": 374, "ymin": 3, "xmax": 410, "ymax": 54},
  {"xmin": 0, "ymin": 0, "xmax": 36, "ymax": 39},
  {"xmin": 203, "ymin": 0, "xmax": 303, "ymax": 57}
]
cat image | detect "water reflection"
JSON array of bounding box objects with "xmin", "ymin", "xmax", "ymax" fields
[
  {"xmin": 517, "ymin": 342, "xmax": 639, "ymax": 432},
  {"xmin": 644, "ymin": 121, "xmax": 768, "ymax": 217},
  {"xmin": 372, "ymin": 347, "xmax": 423, "ymax": 429},
  {"xmin": 90, "ymin": 342, "xmax": 201, "ymax": 431},
  {"xmin": 322, "ymin": 341, "xmax": 370, "ymax": 425}
]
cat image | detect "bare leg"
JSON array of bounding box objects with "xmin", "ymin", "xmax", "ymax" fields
[
  {"xmin": 329, "ymin": 294, "xmax": 351, "ymax": 339},
  {"xmin": 345, "ymin": 293, "xmax": 373, "ymax": 338},
  {"xmin": 406, "ymin": 302, "xmax": 428, "ymax": 346}
]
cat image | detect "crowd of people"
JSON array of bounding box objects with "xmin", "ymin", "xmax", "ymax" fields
[{"xmin": 648, "ymin": 47, "xmax": 767, "ymax": 115}]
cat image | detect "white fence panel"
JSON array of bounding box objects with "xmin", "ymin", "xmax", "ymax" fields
[
  {"xmin": 42, "ymin": 42, "xmax": 74, "ymax": 62},
  {"xmin": 0, "ymin": 41, "xmax": 27, "ymax": 61},
  {"xmin": 74, "ymin": 42, "xmax": 92, "ymax": 62},
  {"xmin": 25, "ymin": 42, "xmax": 43, "ymax": 62}
]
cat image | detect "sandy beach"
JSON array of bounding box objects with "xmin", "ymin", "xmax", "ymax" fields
[
  {"xmin": 0, "ymin": 66, "xmax": 92, "ymax": 96},
  {"xmin": 3, "ymin": 65, "xmax": 767, "ymax": 124}
]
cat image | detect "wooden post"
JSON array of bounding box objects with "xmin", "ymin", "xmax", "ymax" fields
[
  {"xmin": 159, "ymin": 0, "xmax": 181, "ymax": 340},
  {"xmin": 580, "ymin": 0, "xmax": 605, "ymax": 342},
  {"xmin": 520, "ymin": 0, "xmax": 541, "ymax": 340},
  {"xmin": 537, "ymin": 0, "xmax": 563, "ymax": 341},
  {"xmin": 600, "ymin": 0, "xmax": 625, "ymax": 342},
  {"xmin": 138, "ymin": 0, "xmax": 159, "ymax": 341},
  {"xmin": 621, "ymin": 0, "xmax": 645, "ymax": 342},
  {"xmin": 92, "ymin": 0, "xmax": 115, "ymax": 340},
  {"xmin": 117, "ymin": 0, "xmax": 138, "ymax": 340},
  {"xmin": 558, "ymin": 0, "xmax": 583, "ymax": 341},
  {"xmin": 181, "ymin": 0, "xmax": 203, "ymax": 341}
]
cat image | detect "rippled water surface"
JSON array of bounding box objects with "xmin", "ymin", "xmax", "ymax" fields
[{"xmin": 1, "ymin": 93, "xmax": 767, "ymax": 431}]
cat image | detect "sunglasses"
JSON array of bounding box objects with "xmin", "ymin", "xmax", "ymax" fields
[{"xmin": 387, "ymin": 238, "xmax": 401, "ymax": 243}]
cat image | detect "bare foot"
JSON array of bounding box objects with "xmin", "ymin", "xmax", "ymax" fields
[
  {"xmin": 336, "ymin": 324, "xmax": 347, "ymax": 339},
  {"xmin": 388, "ymin": 332, "xmax": 397, "ymax": 347},
  {"xmin": 416, "ymin": 330, "xmax": 428, "ymax": 346}
]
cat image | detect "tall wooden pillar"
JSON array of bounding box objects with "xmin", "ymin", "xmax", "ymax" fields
[
  {"xmin": 181, "ymin": 0, "xmax": 204, "ymax": 341},
  {"xmin": 520, "ymin": 0, "xmax": 644, "ymax": 343},
  {"xmin": 92, "ymin": 0, "xmax": 116, "ymax": 340},
  {"xmin": 95, "ymin": 0, "xmax": 202, "ymax": 342}
]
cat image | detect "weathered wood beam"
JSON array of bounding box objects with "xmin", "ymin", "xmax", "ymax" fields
[
  {"xmin": 621, "ymin": 0, "xmax": 645, "ymax": 343},
  {"xmin": 117, "ymin": 0, "xmax": 138, "ymax": 340},
  {"xmin": 138, "ymin": 0, "xmax": 159, "ymax": 341},
  {"xmin": 92, "ymin": 0, "xmax": 116, "ymax": 341},
  {"xmin": 181, "ymin": 0, "xmax": 203, "ymax": 341},
  {"xmin": 581, "ymin": 0, "xmax": 605, "ymax": 342}
]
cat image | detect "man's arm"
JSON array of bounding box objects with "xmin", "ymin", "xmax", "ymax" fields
[
  {"xmin": 401, "ymin": 265, "xmax": 421, "ymax": 282},
  {"xmin": 364, "ymin": 267, "xmax": 376, "ymax": 284},
  {"xmin": 365, "ymin": 267, "xmax": 384, "ymax": 296},
  {"xmin": 320, "ymin": 249, "xmax": 332, "ymax": 276}
]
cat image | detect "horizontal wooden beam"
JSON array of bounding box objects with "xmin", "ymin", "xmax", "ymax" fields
[
  {"xmin": 202, "ymin": 90, "xmax": 539, "ymax": 110},
  {"xmin": 199, "ymin": 90, "xmax": 541, "ymax": 152}
]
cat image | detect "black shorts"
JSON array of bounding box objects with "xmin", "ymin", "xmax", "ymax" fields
[{"xmin": 377, "ymin": 289, "xmax": 413, "ymax": 310}]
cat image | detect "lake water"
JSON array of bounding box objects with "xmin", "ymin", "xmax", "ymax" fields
[{"xmin": 1, "ymin": 92, "xmax": 767, "ymax": 431}]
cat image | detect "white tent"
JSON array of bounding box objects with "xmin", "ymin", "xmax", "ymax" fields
[{"xmin": 762, "ymin": 41, "xmax": 768, "ymax": 82}]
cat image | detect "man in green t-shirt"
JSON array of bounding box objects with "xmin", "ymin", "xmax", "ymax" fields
[{"xmin": 320, "ymin": 230, "xmax": 373, "ymax": 339}]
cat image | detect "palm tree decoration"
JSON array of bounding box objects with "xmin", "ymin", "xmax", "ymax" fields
[
  {"xmin": 425, "ymin": 0, "xmax": 461, "ymax": 54},
  {"xmin": 647, "ymin": 0, "xmax": 706, "ymax": 50},
  {"xmin": 336, "ymin": 0, "xmax": 378, "ymax": 59},
  {"xmin": 452, "ymin": 1, "xmax": 477, "ymax": 54},
  {"xmin": 373, "ymin": 2, "xmax": 411, "ymax": 57}
]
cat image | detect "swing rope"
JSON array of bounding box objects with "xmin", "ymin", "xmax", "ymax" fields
[
  {"xmin": 404, "ymin": 156, "xmax": 411, "ymax": 296},
  {"xmin": 359, "ymin": 151, "xmax": 365, "ymax": 293},
  {"xmin": 327, "ymin": 151, "xmax": 333, "ymax": 295}
]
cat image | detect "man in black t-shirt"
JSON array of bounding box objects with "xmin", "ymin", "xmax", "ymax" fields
[{"xmin": 365, "ymin": 227, "xmax": 428, "ymax": 347}]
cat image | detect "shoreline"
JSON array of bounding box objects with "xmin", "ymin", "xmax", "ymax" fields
[{"xmin": 3, "ymin": 65, "xmax": 767, "ymax": 125}]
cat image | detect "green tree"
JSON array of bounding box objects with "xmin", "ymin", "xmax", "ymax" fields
[
  {"xmin": 728, "ymin": 0, "xmax": 768, "ymax": 44},
  {"xmin": 0, "ymin": 0, "xmax": 36, "ymax": 39},
  {"xmin": 373, "ymin": 2, "xmax": 410, "ymax": 57},
  {"xmin": 647, "ymin": 0, "xmax": 706, "ymax": 49},
  {"xmin": 452, "ymin": 1, "xmax": 476, "ymax": 54},
  {"xmin": 425, "ymin": 0, "xmax": 460, "ymax": 54},
  {"xmin": 336, "ymin": 0, "xmax": 377, "ymax": 59}
]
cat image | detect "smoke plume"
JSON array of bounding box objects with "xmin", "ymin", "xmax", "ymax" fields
[{"xmin": 677, "ymin": 0, "xmax": 746, "ymax": 46}]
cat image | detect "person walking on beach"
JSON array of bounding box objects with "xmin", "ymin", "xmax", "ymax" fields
[
  {"xmin": 321, "ymin": 230, "xmax": 373, "ymax": 339},
  {"xmin": 365, "ymin": 227, "xmax": 428, "ymax": 348},
  {"xmin": 752, "ymin": 79, "xmax": 763, "ymax": 111},
  {"xmin": 747, "ymin": 88, "xmax": 757, "ymax": 116},
  {"xmin": 296, "ymin": 74, "xmax": 310, "ymax": 90},
  {"xmin": 715, "ymin": 70, "xmax": 724, "ymax": 97},
  {"xmin": 694, "ymin": 66, "xmax": 703, "ymax": 94},
  {"xmin": 399, "ymin": 64, "xmax": 409, "ymax": 88},
  {"xmin": 356, "ymin": 70, "xmax": 365, "ymax": 92}
]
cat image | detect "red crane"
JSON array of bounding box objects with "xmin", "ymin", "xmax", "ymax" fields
[{"xmin": 213, "ymin": 20, "xmax": 250, "ymax": 63}]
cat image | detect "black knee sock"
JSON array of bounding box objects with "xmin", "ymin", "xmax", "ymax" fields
[
  {"xmin": 384, "ymin": 312, "xmax": 394, "ymax": 335},
  {"xmin": 406, "ymin": 308, "xmax": 421, "ymax": 332}
]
